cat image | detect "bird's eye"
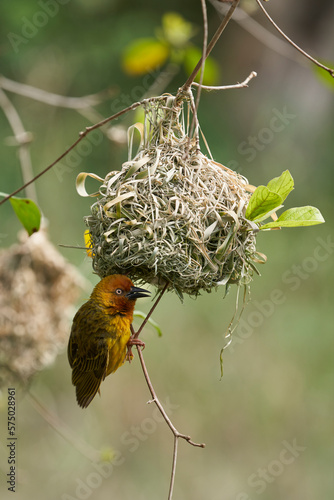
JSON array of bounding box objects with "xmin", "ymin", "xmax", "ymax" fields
[{"xmin": 115, "ymin": 288, "xmax": 123, "ymax": 295}]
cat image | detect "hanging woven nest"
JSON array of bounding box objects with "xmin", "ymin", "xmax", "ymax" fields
[{"xmin": 79, "ymin": 94, "xmax": 261, "ymax": 297}]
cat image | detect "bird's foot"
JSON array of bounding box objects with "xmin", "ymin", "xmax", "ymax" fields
[
  {"xmin": 125, "ymin": 348, "xmax": 134, "ymax": 363},
  {"xmin": 126, "ymin": 338, "xmax": 145, "ymax": 362},
  {"xmin": 128, "ymin": 338, "xmax": 146, "ymax": 349}
]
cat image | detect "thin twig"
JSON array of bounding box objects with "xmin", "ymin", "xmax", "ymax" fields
[
  {"xmin": 192, "ymin": 70, "xmax": 257, "ymax": 91},
  {"xmin": 76, "ymin": 107, "xmax": 127, "ymax": 143},
  {"xmin": 0, "ymin": 99, "xmax": 147, "ymax": 206},
  {"xmin": 133, "ymin": 282, "xmax": 169, "ymax": 339},
  {"xmin": 129, "ymin": 285, "xmax": 205, "ymax": 499},
  {"xmin": 182, "ymin": 0, "xmax": 241, "ymax": 91},
  {"xmin": 135, "ymin": 346, "xmax": 205, "ymax": 500},
  {"xmin": 255, "ymin": 0, "xmax": 334, "ymax": 78},
  {"xmin": 0, "ymin": 75, "xmax": 125, "ymax": 142},
  {"xmin": 168, "ymin": 436, "xmax": 178, "ymax": 500},
  {"xmin": 58, "ymin": 244, "xmax": 88, "ymax": 251},
  {"xmin": 136, "ymin": 347, "xmax": 205, "ymax": 450},
  {"xmin": 231, "ymin": 5, "xmax": 297, "ymax": 61},
  {"xmin": 189, "ymin": 0, "xmax": 209, "ymax": 142},
  {"xmin": 0, "ymin": 75, "xmax": 109, "ymax": 108},
  {"xmin": 0, "ymin": 89, "xmax": 37, "ymax": 202},
  {"xmin": 196, "ymin": 0, "xmax": 209, "ymax": 108}
]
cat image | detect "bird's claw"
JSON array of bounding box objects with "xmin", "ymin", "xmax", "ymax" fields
[
  {"xmin": 126, "ymin": 338, "xmax": 145, "ymax": 363},
  {"xmin": 125, "ymin": 348, "xmax": 134, "ymax": 363},
  {"xmin": 128, "ymin": 338, "xmax": 146, "ymax": 349}
]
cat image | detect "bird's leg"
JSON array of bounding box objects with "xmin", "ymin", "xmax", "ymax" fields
[
  {"xmin": 126, "ymin": 336, "xmax": 146, "ymax": 362},
  {"xmin": 125, "ymin": 347, "xmax": 134, "ymax": 363},
  {"xmin": 128, "ymin": 337, "xmax": 146, "ymax": 351},
  {"xmin": 128, "ymin": 338, "xmax": 146, "ymax": 348}
]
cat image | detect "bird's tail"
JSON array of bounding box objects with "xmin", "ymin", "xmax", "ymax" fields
[{"xmin": 73, "ymin": 372, "xmax": 102, "ymax": 408}]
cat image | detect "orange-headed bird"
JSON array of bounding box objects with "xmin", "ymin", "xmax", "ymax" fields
[{"xmin": 68, "ymin": 274, "xmax": 150, "ymax": 408}]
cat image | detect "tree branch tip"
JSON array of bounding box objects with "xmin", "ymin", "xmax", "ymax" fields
[
  {"xmin": 177, "ymin": 433, "xmax": 205, "ymax": 448},
  {"xmin": 185, "ymin": 437, "xmax": 206, "ymax": 448}
]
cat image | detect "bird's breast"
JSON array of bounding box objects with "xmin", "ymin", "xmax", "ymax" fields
[{"xmin": 105, "ymin": 315, "xmax": 131, "ymax": 375}]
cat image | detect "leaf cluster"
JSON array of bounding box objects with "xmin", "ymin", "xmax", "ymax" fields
[{"xmin": 245, "ymin": 170, "xmax": 324, "ymax": 230}]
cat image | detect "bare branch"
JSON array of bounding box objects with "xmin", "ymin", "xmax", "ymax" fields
[
  {"xmin": 255, "ymin": 0, "xmax": 334, "ymax": 78},
  {"xmin": 168, "ymin": 437, "xmax": 178, "ymax": 500},
  {"xmin": 210, "ymin": 1, "xmax": 331, "ymax": 69},
  {"xmin": 136, "ymin": 346, "xmax": 205, "ymax": 451},
  {"xmin": 0, "ymin": 89, "xmax": 37, "ymax": 202},
  {"xmin": 0, "ymin": 75, "xmax": 109, "ymax": 109},
  {"xmin": 182, "ymin": 0, "xmax": 241, "ymax": 91},
  {"xmin": 0, "ymin": 98, "xmax": 147, "ymax": 206},
  {"xmin": 135, "ymin": 342, "xmax": 205, "ymax": 500},
  {"xmin": 232, "ymin": 6, "xmax": 296, "ymax": 61},
  {"xmin": 0, "ymin": 75, "xmax": 127, "ymax": 144},
  {"xmin": 189, "ymin": 0, "xmax": 209, "ymax": 142},
  {"xmin": 192, "ymin": 70, "xmax": 257, "ymax": 91},
  {"xmin": 129, "ymin": 291, "xmax": 205, "ymax": 499},
  {"xmin": 133, "ymin": 282, "xmax": 169, "ymax": 340}
]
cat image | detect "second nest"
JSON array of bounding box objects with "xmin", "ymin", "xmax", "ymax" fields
[{"xmin": 84, "ymin": 95, "xmax": 259, "ymax": 297}]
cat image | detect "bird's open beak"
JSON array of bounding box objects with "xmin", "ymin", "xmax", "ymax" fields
[{"xmin": 126, "ymin": 286, "xmax": 151, "ymax": 300}]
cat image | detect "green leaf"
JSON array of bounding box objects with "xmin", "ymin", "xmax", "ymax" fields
[
  {"xmin": 183, "ymin": 46, "xmax": 220, "ymax": 86},
  {"xmin": 133, "ymin": 310, "xmax": 162, "ymax": 337},
  {"xmin": 122, "ymin": 38, "xmax": 169, "ymax": 76},
  {"xmin": 260, "ymin": 206, "xmax": 325, "ymax": 230},
  {"xmin": 7, "ymin": 196, "xmax": 41, "ymax": 236},
  {"xmin": 266, "ymin": 169, "xmax": 294, "ymax": 203},
  {"xmin": 245, "ymin": 185, "xmax": 282, "ymax": 221}
]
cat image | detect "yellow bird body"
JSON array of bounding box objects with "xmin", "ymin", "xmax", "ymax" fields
[
  {"xmin": 105, "ymin": 315, "xmax": 132, "ymax": 375},
  {"xmin": 68, "ymin": 275, "xmax": 150, "ymax": 408}
]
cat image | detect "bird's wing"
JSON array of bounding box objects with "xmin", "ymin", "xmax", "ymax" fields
[
  {"xmin": 72, "ymin": 338, "xmax": 109, "ymax": 408},
  {"xmin": 71, "ymin": 334, "xmax": 109, "ymax": 381},
  {"xmin": 68, "ymin": 301, "xmax": 117, "ymax": 367},
  {"xmin": 68, "ymin": 304, "xmax": 118, "ymax": 408}
]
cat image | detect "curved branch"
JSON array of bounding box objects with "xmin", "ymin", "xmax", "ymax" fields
[{"xmin": 255, "ymin": 0, "xmax": 334, "ymax": 78}]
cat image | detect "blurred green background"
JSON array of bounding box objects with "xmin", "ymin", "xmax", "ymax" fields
[{"xmin": 0, "ymin": 0, "xmax": 333, "ymax": 499}]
